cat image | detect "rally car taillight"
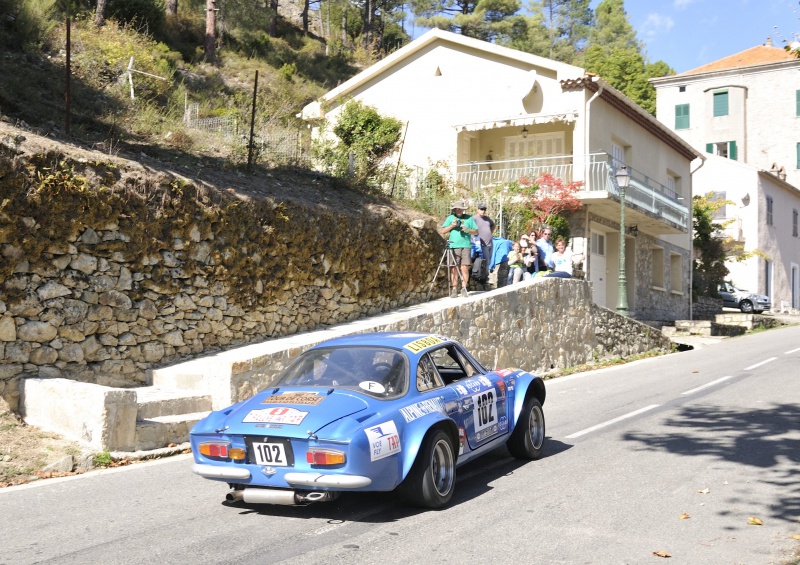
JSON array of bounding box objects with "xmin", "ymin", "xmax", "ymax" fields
[
  {"xmin": 198, "ymin": 442, "xmax": 247, "ymax": 461},
  {"xmin": 306, "ymin": 449, "xmax": 346, "ymax": 466}
]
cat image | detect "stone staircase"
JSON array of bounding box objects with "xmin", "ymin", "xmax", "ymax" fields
[{"xmin": 133, "ymin": 386, "xmax": 212, "ymax": 451}]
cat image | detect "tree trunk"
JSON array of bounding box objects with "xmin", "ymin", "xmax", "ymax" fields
[
  {"xmin": 362, "ymin": 0, "xmax": 372, "ymax": 49},
  {"xmin": 269, "ymin": 0, "xmax": 279, "ymax": 37},
  {"xmin": 94, "ymin": 0, "xmax": 107, "ymax": 27},
  {"xmin": 302, "ymin": 0, "xmax": 309, "ymax": 35},
  {"xmin": 205, "ymin": 0, "xmax": 216, "ymax": 62},
  {"xmin": 166, "ymin": 0, "xmax": 178, "ymax": 17}
]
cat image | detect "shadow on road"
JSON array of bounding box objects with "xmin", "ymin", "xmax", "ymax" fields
[
  {"xmin": 221, "ymin": 437, "xmax": 573, "ymax": 521},
  {"xmin": 621, "ymin": 402, "xmax": 800, "ymax": 524}
]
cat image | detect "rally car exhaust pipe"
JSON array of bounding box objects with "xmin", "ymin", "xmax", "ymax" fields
[{"xmin": 226, "ymin": 489, "xmax": 335, "ymax": 505}]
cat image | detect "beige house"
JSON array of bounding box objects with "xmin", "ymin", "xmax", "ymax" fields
[
  {"xmin": 652, "ymin": 41, "xmax": 800, "ymax": 310},
  {"xmin": 303, "ymin": 29, "xmax": 702, "ymax": 321}
]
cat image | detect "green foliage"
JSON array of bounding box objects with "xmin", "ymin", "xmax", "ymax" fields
[
  {"xmin": 313, "ymin": 100, "xmax": 403, "ymax": 185},
  {"xmin": 278, "ymin": 62, "xmax": 297, "ymax": 81},
  {"xmin": 580, "ymin": 0, "xmax": 673, "ymax": 114},
  {"xmin": 503, "ymin": 0, "xmax": 593, "ymax": 64},
  {"xmin": 93, "ymin": 451, "xmax": 112, "ymax": 467},
  {"xmin": 411, "ymin": 0, "xmax": 522, "ymax": 41},
  {"xmin": 692, "ymin": 192, "xmax": 730, "ymax": 298},
  {"xmin": 107, "ymin": 0, "xmax": 166, "ymax": 35}
]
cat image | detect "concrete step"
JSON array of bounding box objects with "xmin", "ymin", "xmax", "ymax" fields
[
  {"xmin": 135, "ymin": 386, "xmax": 213, "ymax": 420},
  {"xmin": 134, "ymin": 411, "xmax": 210, "ymax": 451}
]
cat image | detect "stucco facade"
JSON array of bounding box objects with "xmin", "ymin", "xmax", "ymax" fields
[
  {"xmin": 304, "ymin": 29, "xmax": 702, "ymax": 321},
  {"xmin": 652, "ymin": 42, "xmax": 800, "ymax": 310}
]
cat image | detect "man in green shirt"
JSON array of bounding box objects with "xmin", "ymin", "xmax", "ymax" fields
[{"xmin": 439, "ymin": 200, "xmax": 478, "ymax": 298}]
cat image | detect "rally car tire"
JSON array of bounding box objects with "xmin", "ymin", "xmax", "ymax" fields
[
  {"xmin": 507, "ymin": 396, "xmax": 545, "ymax": 460},
  {"xmin": 399, "ymin": 429, "xmax": 456, "ymax": 509}
]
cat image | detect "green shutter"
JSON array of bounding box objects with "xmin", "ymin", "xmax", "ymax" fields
[
  {"xmin": 729, "ymin": 140, "xmax": 737, "ymax": 161},
  {"xmin": 796, "ymin": 90, "xmax": 800, "ymax": 116},
  {"xmin": 796, "ymin": 142, "xmax": 800, "ymax": 169},
  {"xmin": 675, "ymin": 104, "xmax": 689, "ymax": 129},
  {"xmin": 713, "ymin": 91, "xmax": 729, "ymax": 117},
  {"xmin": 706, "ymin": 143, "xmax": 714, "ymax": 154}
]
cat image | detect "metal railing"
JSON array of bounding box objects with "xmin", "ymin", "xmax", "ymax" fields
[{"xmin": 446, "ymin": 152, "xmax": 690, "ymax": 231}]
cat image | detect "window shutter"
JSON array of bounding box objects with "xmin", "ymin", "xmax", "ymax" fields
[
  {"xmin": 796, "ymin": 90, "xmax": 800, "ymax": 117},
  {"xmin": 706, "ymin": 143, "xmax": 714, "ymax": 154},
  {"xmin": 713, "ymin": 91, "xmax": 729, "ymax": 117},
  {"xmin": 797, "ymin": 142, "xmax": 800, "ymax": 169},
  {"xmin": 729, "ymin": 141, "xmax": 737, "ymax": 161},
  {"xmin": 675, "ymin": 104, "xmax": 689, "ymax": 129}
]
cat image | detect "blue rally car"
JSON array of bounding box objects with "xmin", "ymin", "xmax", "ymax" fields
[{"xmin": 190, "ymin": 332, "xmax": 546, "ymax": 509}]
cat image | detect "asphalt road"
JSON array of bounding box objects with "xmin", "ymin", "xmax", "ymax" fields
[{"xmin": 2, "ymin": 325, "xmax": 798, "ymax": 565}]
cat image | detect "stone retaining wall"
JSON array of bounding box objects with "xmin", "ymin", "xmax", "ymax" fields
[{"xmin": 153, "ymin": 278, "xmax": 675, "ymax": 412}]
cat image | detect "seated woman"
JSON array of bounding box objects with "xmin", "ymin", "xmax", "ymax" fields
[
  {"xmin": 506, "ymin": 241, "xmax": 526, "ymax": 285},
  {"xmin": 546, "ymin": 237, "xmax": 582, "ymax": 278}
]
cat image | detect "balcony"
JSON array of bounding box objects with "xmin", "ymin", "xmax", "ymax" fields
[{"xmin": 453, "ymin": 153, "xmax": 689, "ymax": 233}]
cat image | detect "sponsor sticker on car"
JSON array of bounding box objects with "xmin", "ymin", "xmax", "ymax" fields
[
  {"xmin": 399, "ymin": 397, "xmax": 445, "ymax": 422},
  {"xmin": 403, "ymin": 335, "xmax": 444, "ymax": 353},
  {"xmin": 243, "ymin": 407, "xmax": 309, "ymax": 425},
  {"xmin": 365, "ymin": 421, "xmax": 401, "ymax": 461},
  {"xmin": 262, "ymin": 392, "xmax": 324, "ymax": 405}
]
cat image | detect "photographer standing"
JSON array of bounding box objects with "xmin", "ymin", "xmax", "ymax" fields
[{"xmin": 440, "ymin": 200, "xmax": 478, "ymax": 298}]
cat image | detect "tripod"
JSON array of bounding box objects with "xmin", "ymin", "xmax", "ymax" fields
[{"xmin": 427, "ymin": 245, "xmax": 468, "ymax": 300}]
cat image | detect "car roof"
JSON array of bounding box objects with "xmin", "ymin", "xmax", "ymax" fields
[{"xmin": 309, "ymin": 332, "xmax": 454, "ymax": 358}]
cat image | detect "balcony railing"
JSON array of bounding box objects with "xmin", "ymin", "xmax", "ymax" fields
[{"xmin": 452, "ymin": 153, "xmax": 689, "ymax": 231}]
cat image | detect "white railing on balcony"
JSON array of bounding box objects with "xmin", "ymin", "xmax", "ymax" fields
[{"xmin": 451, "ymin": 152, "xmax": 689, "ymax": 231}]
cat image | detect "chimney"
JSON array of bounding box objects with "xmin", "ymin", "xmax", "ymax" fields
[{"xmin": 766, "ymin": 36, "xmax": 773, "ymax": 47}]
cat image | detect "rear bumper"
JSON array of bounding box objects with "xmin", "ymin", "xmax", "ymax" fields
[
  {"xmin": 192, "ymin": 463, "xmax": 251, "ymax": 480},
  {"xmin": 191, "ymin": 464, "xmax": 371, "ymax": 489},
  {"xmin": 285, "ymin": 472, "xmax": 371, "ymax": 489}
]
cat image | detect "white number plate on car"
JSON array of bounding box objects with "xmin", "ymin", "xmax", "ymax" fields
[{"xmin": 249, "ymin": 440, "xmax": 291, "ymax": 466}]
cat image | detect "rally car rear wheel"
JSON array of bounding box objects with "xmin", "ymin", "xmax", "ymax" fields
[
  {"xmin": 399, "ymin": 429, "xmax": 456, "ymax": 509},
  {"xmin": 507, "ymin": 396, "xmax": 545, "ymax": 460}
]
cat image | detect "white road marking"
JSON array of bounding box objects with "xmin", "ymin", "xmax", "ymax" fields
[
  {"xmin": 785, "ymin": 347, "xmax": 800, "ymax": 355},
  {"xmin": 681, "ymin": 376, "xmax": 733, "ymax": 396},
  {"xmin": 744, "ymin": 357, "xmax": 777, "ymax": 370},
  {"xmin": 565, "ymin": 404, "xmax": 660, "ymax": 439}
]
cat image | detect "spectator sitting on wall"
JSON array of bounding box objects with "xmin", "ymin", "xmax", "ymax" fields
[
  {"xmin": 507, "ymin": 241, "xmax": 526, "ymax": 285},
  {"xmin": 545, "ymin": 237, "xmax": 584, "ymax": 278}
]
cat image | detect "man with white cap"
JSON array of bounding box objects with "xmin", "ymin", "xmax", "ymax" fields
[{"xmin": 440, "ymin": 200, "xmax": 478, "ymax": 298}]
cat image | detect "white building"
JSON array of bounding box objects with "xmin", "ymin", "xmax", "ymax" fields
[
  {"xmin": 652, "ymin": 40, "xmax": 800, "ymax": 310},
  {"xmin": 304, "ymin": 29, "xmax": 702, "ymax": 320}
]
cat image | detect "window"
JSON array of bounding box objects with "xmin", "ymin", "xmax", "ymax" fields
[
  {"xmin": 678, "ymin": 85, "xmax": 686, "ymax": 93},
  {"xmin": 767, "ymin": 196, "xmax": 774, "ymax": 226},
  {"xmin": 670, "ymin": 253, "xmax": 682, "ymax": 293},
  {"xmin": 793, "ymin": 209, "xmax": 798, "ymax": 237},
  {"xmin": 706, "ymin": 141, "xmax": 737, "ymax": 160},
  {"xmin": 797, "ymin": 142, "xmax": 800, "ymax": 169},
  {"xmin": 652, "ymin": 247, "xmax": 664, "ymax": 289},
  {"xmin": 796, "ymin": 90, "xmax": 800, "ymax": 117},
  {"xmin": 711, "ymin": 191, "xmax": 727, "ymax": 219},
  {"xmin": 611, "ymin": 142, "xmax": 625, "ymax": 169},
  {"xmin": 591, "ymin": 233, "xmax": 605, "ymax": 256},
  {"xmin": 675, "ymin": 104, "xmax": 690, "ymax": 129},
  {"xmin": 713, "ymin": 91, "xmax": 729, "ymax": 117}
]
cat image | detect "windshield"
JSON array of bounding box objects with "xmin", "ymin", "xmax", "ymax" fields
[{"xmin": 274, "ymin": 346, "xmax": 409, "ymax": 400}]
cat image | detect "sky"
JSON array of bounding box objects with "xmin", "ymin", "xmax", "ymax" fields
[{"xmin": 609, "ymin": 0, "xmax": 800, "ymax": 73}]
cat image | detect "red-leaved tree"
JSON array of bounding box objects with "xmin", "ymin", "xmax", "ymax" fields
[{"xmin": 514, "ymin": 173, "xmax": 584, "ymax": 232}]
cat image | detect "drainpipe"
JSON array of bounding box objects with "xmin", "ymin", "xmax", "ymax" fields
[
  {"xmin": 688, "ymin": 157, "xmax": 706, "ymax": 320},
  {"xmin": 584, "ymin": 81, "xmax": 603, "ymax": 290}
]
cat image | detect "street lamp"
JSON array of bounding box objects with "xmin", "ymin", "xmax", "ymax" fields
[{"xmin": 615, "ymin": 166, "xmax": 631, "ymax": 316}]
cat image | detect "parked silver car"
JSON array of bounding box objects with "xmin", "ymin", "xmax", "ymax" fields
[{"xmin": 717, "ymin": 281, "xmax": 771, "ymax": 313}]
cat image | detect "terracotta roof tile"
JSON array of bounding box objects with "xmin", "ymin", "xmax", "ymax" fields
[{"xmin": 679, "ymin": 44, "xmax": 797, "ymax": 76}]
